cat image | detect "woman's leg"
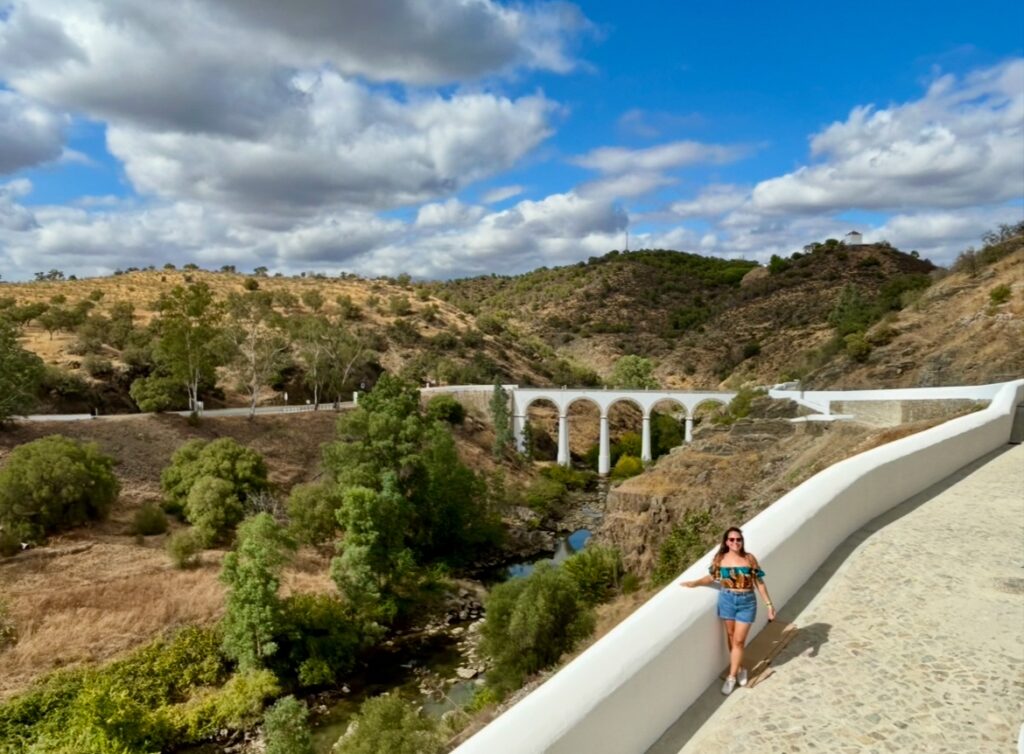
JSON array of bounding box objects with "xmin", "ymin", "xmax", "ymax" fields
[
  {"xmin": 729, "ymin": 620, "xmax": 752, "ymax": 678},
  {"xmin": 722, "ymin": 619, "xmax": 735, "ymax": 653}
]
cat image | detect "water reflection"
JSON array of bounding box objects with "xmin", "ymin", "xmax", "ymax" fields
[{"xmin": 505, "ymin": 528, "xmax": 592, "ymax": 579}]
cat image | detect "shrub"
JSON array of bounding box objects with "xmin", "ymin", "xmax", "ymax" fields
[
  {"xmin": 561, "ymin": 545, "xmax": 623, "ymax": 605},
  {"xmin": 615, "ymin": 432, "xmax": 642, "ymax": 458},
  {"xmin": 286, "ymin": 482, "xmax": 341, "ymax": 546},
  {"xmin": 301, "ymin": 289, "xmax": 324, "ymax": 312},
  {"xmin": 990, "ymin": 284, "xmax": 1012, "ymax": 305},
  {"xmin": 0, "ymin": 318, "xmax": 44, "ymax": 423},
  {"xmin": 713, "ymin": 386, "xmax": 766, "ymax": 425},
  {"xmin": 539, "ymin": 465, "xmax": 595, "ymax": 490},
  {"xmin": 388, "ymin": 295, "xmax": 412, "ymax": 316},
  {"xmin": 161, "ymin": 437, "xmax": 269, "ymax": 514},
  {"xmin": 130, "ymin": 375, "xmax": 187, "ymax": 412},
  {"xmin": 426, "ymin": 394, "xmax": 465, "ymax": 424},
  {"xmin": 741, "ymin": 341, "xmax": 761, "ymax": 359},
  {"xmin": 0, "ymin": 435, "xmax": 119, "ymax": 542},
  {"xmin": 81, "ymin": 354, "xmax": 114, "ymax": 378},
  {"xmin": 652, "ymin": 509, "xmax": 715, "ymax": 584},
  {"xmin": 173, "ymin": 669, "xmax": 280, "ymax": 743},
  {"xmin": 524, "ymin": 476, "xmax": 566, "ymax": 514},
  {"xmin": 610, "ymin": 454, "xmax": 643, "ymax": 480},
  {"xmin": 844, "ymin": 332, "xmax": 872, "ymax": 362},
  {"xmin": 133, "ymin": 503, "xmax": 168, "ymax": 536},
  {"xmin": 263, "ymin": 695, "xmax": 312, "ymax": 754},
  {"xmin": 276, "ymin": 593, "xmax": 367, "ymax": 687},
  {"xmin": 481, "ymin": 563, "xmax": 594, "ymax": 693},
  {"xmin": 166, "ymin": 529, "xmax": 203, "ymax": 568},
  {"xmin": 333, "ymin": 694, "xmax": 443, "ymax": 754},
  {"xmin": 185, "ymin": 476, "xmax": 245, "ymax": 546}
]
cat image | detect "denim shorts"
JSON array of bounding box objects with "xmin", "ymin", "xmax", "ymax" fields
[{"xmin": 717, "ymin": 589, "xmax": 756, "ymax": 623}]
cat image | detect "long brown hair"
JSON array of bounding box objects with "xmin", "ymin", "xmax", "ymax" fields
[{"xmin": 712, "ymin": 526, "xmax": 747, "ymax": 566}]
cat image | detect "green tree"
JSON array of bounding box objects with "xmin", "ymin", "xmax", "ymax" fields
[
  {"xmin": 610, "ymin": 355, "xmax": 658, "ymax": 389},
  {"xmin": 185, "ymin": 476, "xmax": 245, "ymax": 546},
  {"xmin": 490, "ymin": 379, "xmax": 512, "ymax": 458},
  {"xmin": 161, "ymin": 437, "xmax": 269, "ymax": 516},
  {"xmin": 828, "ymin": 284, "xmax": 874, "ymax": 336},
  {"xmin": 129, "ymin": 374, "xmax": 187, "ymax": 412},
  {"xmin": 0, "ymin": 319, "xmax": 44, "ymax": 423},
  {"xmin": 0, "ymin": 435, "xmax": 119, "ymax": 542},
  {"xmin": 652, "ymin": 509, "xmax": 715, "ymax": 584},
  {"xmin": 225, "ymin": 292, "xmax": 291, "ymax": 419},
  {"xmin": 286, "ymin": 482, "xmax": 341, "ymax": 546},
  {"xmin": 221, "ymin": 513, "xmax": 295, "ymax": 671},
  {"xmin": 481, "ymin": 563, "xmax": 594, "ymax": 692},
  {"xmin": 153, "ymin": 282, "xmax": 224, "ymax": 410},
  {"xmin": 333, "ymin": 694, "xmax": 442, "ymax": 754},
  {"xmin": 292, "ymin": 315, "xmax": 366, "ymax": 407},
  {"xmin": 263, "ymin": 695, "xmax": 312, "ymax": 754}
]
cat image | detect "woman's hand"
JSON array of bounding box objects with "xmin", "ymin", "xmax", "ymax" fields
[
  {"xmin": 767, "ymin": 606, "xmax": 777, "ymax": 622},
  {"xmin": 680, "ymin": 580, "xmax": 695, "ymax": 588}
]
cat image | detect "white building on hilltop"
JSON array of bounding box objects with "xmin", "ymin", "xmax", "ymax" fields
[{"xmin": 845, "ymin": 230, "xmax": 864, "ymax": 246}]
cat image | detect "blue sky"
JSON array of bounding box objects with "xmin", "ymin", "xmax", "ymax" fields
[{"xmin": 1, "ymin": 0, "xmax": 1022, "ymax": 280}]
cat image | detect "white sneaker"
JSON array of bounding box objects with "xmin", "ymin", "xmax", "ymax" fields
[
  {"xmin": 721, "ymin": 676, "xmax": 736, "ymax": 695},
  {"xmin": 737, "ymin": 668, "xmax": 748, "ymax": 687}
]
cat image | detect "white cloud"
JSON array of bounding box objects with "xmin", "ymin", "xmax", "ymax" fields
[
  {"xmin": 669, "ymin": 184, "xmax": 749, "ymax": 218},
  {"xmin": 578, "ymin": 171, "xmax": 675, "ymax": 201},
  {"xmin": 0, "ymin": 179, "xmax": 37, "ymax": 231},
  {"xmin": 573, "ymin": 140, "xmax": 749, "ymax": 174},
  {"xmin": 752, "ymin": 59, "xmax": 1024, "ymax": 214},
  {"xmin": 481, "ymin": 184, "xmax": 524, "ymax": 204},
  {"xmin": 415, "ymin": 199, "xmax": 487, "ymax": 228},
  {"xmin": 105, "ymin": 75, "xmax": 555, "ymax": 217},
  {"xmin": 0, "ymin": 90, "xmax": 66, "ymax": 173}
]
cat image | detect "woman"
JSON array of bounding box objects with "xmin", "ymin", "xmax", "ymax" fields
[{"xmin": 681, "ymin": 527, "xmax": 775, "ymax": 695}]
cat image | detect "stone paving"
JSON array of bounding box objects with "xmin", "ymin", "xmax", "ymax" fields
[{"xmin": 649, "ymin": 443, "xmax": 1024, "ymax": 754}]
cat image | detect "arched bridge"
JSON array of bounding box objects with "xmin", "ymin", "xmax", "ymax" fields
[{"xmin": 511, "ymin": 388, "xmax": 736, "ymax": 474}]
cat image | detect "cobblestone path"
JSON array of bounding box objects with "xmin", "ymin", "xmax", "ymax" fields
[{"xmin": 650, "ymin": 444, "xmax": 1024, "ymax": 754}]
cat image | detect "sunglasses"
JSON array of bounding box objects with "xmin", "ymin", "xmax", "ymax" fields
[{"xmin": 727, "ymin": 537, "xmax": 743, "ymax": 542}]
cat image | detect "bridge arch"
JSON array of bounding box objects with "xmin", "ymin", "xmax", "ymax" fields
[{"xmin": 511, "ymin": 387, "xmax": 736, "ymax": 474}]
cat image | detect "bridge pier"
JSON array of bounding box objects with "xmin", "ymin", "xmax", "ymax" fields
[
  {"xmin": 598, "ymin": 414, "xmax": 610, "ymax": 475},
  {"xmin": 513, "ymin": 413, "xmax": 526, "ymax": 453},
  {"xmin": 641, "ymin": 413, "xmax": 652, "ymax": 462},
  {"xmin": 557, "ymin": 413, "xmax": 570, "ymax": 467},
  {"xmin": 685, "ymin": 416, "xmax": 694, "ymax": 443}
]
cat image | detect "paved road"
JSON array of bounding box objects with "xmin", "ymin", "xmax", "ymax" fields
[
  {"xmin": 21, "ymin": 402, "xmax": 355, "ymax": 422},
  {"xmin": 649, "ymin": 443, "xmax": 1024, "ymax": 754}
]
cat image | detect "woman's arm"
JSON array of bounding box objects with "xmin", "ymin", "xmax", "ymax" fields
[
  {"xmin": 749, "ymin": 555, "xmax": 777, "ymax": 620},
  {"xmin": 680, "ymin": 574, "xmax": 715, "ymax": 588}
]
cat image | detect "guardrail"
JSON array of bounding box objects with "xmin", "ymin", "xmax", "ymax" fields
[{"xmin": 453, "ymin": 379, "xmax": 1024, "ymax": 754}]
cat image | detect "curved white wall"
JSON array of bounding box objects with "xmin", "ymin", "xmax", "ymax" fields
[{"xmin": 453, "ymin": 379, "xmax": 1024, "ymax": 754}]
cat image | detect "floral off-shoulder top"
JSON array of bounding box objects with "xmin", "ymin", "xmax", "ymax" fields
[{"xmin": 710, "ymin": 558, "xmax": 765, "ymax": 590}]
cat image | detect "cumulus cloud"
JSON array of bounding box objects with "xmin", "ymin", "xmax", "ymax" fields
[
  {"xmin": 106, "ymin": 76, "xmax": 555, "ymax": 218},
  {"xmin": 573, "ymin": 139, "xmax": 748, "ymax": 174},
  {"xmin": 416, "ymin": 199, "xmax": 486, "ymax": 228},
  {"xmin": 669, "ymin": 184, "xmax": 749, "ymax": 218},
  {"xmin": 0, "ymin": 89, "xmax": 66, "ymax": 173},
  {"xmin": 0, "ymin": 179, "xmax": 38, "ymax": 231},
  {"xmin": 752, "ymin": 59, "xmax": 1024, "ymax": 214}
]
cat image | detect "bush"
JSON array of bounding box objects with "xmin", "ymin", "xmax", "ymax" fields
[
  {"xmin": 133, "ymin": 502, "xmax": 168, "ymax": 536},
  {"xmin": 173, "ymin": 669, "xmax": 280, "ymax": 743},
  {"xmin": 610, "ymin": 455, "xmax": 643, "ymax": 480},
  {"xmin": 81, "ymin": 354, "xmax": 113, "ymax": 378},
  {"xmin": 130, "ymin": 375, "xmax": 187, "ymax": 412},
  {"xmin": 524, "ymin": 476, "xmax": 566, "ymax": 514},
  {"xmin": 481, "ymin": 563, "xmax": 594, "ymax": 693},
  {"xmin": 333, "ymin": 694, "xmax": 443, "ymax": 754},
  {"xmin": 561, "ymin": 546, "xmax": 623, "ymax": 605},
  {"xmin": 161, "ymin": 437, "xmax": 269, "ymax": 514},
  {"xmin": 185, "ymin": 476, "xmax": 245, "ymax": 546},
  {"xmin": 166, "ymin": 528, "xmax": 203, "ymax": 568},
  {"xmin": 243, "ymin": 278, "xmax": 260, "ymax": 291},
  {"xmin": 990, "ymin": 284, "xmax": 1012, "ymax": 305},
  {"xmin": 844, "ymin": 332, "xmax": 872, "ymax": 362},
  {"xmin": 263, "ymin": 695, "xmax": 312, "ymax": 754},
  {"xmin": 425, "ymin": 394, "xmax": 465, "ymax": 425},
  {"xmin": 0, "ymin": 435, "xmax": 119, "ymax": 542},
  {"xmin": 276, "ymin": 593, "xmax": 368, "ymax": 687},
  {"xmin": 286, "ymin": 482, "xmax": 341, "ymax": 546},
  {"xmin": 539, "ymin": 465, "xmax": 595, "ymax": 490},
  {"xmin": 652, "ymin": 509, "xmax": 715, "ymax": 584}
]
